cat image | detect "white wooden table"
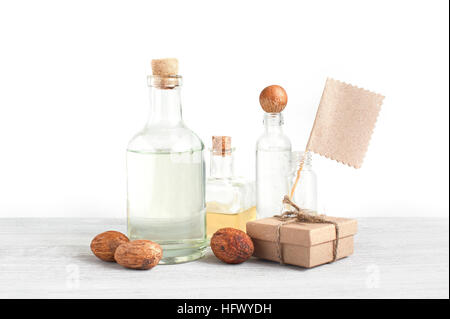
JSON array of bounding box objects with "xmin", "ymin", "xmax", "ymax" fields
[{"xmin": 0, "ymin": 218, "xmax": 448, "ymax": 299}]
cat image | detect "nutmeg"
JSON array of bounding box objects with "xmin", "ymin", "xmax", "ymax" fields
[
  {"xmin": 210, "ymin": 228, "xmax": 254, "ymax": 264},
  {"xmin": 259, "ymin": 85, "xmax": 288, "ymax": 113},
  {"xmin": 90, "ymin": 231, "xmax": 130, "ymax": 262},
  {"xmin": 114, "ymin": 240, "xmax": 163, "ymax": 270}
]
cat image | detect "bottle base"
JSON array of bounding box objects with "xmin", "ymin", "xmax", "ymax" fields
[
  {"xmin": 128, "ymin": 233, "xmax": 208, "ymax": 265},
  {"xmin": 206, "ymin": 206, "xmax": 257, "ymax": 238},
  {"xmin": 159, "ymin": 246, "xmax": 207, "ymax": 264}
]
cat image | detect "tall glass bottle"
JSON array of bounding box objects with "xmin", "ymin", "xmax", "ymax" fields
[
  {"xmin": 206, "ymin": 136, "xmax": 256, "ymax": 238},
  {"xmin": 256, "ymin": 112, "xmax": 292, "ymax": 218},
  {"xmin": 126, "ymin": 58, "xmax": 207, "ymax": 264}
]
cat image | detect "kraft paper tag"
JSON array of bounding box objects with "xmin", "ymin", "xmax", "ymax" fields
[{"xmin": 307, "ymin": 78, "xmax": 385, "ymax": 168}]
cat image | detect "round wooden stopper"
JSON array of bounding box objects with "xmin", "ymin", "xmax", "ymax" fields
[{"xmin": 259, "ymin": 85, "xmax": 288, "ymax": 113}]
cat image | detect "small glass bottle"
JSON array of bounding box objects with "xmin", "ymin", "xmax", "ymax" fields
[
  {"xmin": 290, "ymin": 151, "xmax": 317, "ymax": 211},
  {"xmin": 126, "ymin": 58, "xmax": 207, "ymax": 264},
  {"xmin": 206, "ymin": 136, "xmax": 256, "ymax": 238},
  {"xmin": 256, "ymin": 113, "xmax": 292, "ymax": 218}
]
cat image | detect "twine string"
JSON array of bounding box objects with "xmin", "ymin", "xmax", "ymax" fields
[{"xmin": 274, "ymin": 196, "xmax": 340, "ymax": 264}]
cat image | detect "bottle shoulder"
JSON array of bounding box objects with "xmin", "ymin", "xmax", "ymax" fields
[
  {"xmin": 207, "ymin": 176, "xmax": 254, "ymax": 189},
  {"xmin": 206, "ymin": 177, "xmax": 255, "ymax": 212},
  {"xmin": 127, "ymin": 124, "xmax": 204, "ymax": 153}
]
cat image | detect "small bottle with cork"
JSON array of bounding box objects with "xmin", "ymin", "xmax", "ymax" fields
[
  {"xmin": 290, "ymin": 151, "xmax": 317, "ymax": 212},
  {"xmin": 256, "ymin": 85, "xmax": 292, "ymax": 218},
  {"xmin": 206, "ymin": 136, "xmax": 256, "ymax": 238}
]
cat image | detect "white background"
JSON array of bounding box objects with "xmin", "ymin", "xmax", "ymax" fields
[{"xmin": 0, "ymin": 0, "xmax": 448, "ymax": 218}]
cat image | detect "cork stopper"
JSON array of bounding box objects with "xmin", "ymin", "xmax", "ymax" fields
[
  {"xmin": 259, "ymin": 85, "xmax": 288, "ymax": 113},
  {"xmin": 151, "ymin": 58, "xmax": 179, "ymax": 76},
  {"xmin": 212, "ymin": 136, "xmax": 232, "ymax": 156},
  {"xmin": 150, "ymin": 58, "xmax": 180, "ymax": 89}
]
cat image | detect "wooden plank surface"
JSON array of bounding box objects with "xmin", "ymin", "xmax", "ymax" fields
[{"xmin": 0, "ymin": 218, "xmax": 448, "ymax": 299}]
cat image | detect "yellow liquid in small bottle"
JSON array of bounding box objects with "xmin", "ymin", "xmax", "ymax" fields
[{"xmin": 206, "ymin": 203, "xmax": 257, "ymax": 238}]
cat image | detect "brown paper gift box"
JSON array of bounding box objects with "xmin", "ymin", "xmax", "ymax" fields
[{"xmin": 246, "ymin": 217, "xmax": 358, "ymax": 268}]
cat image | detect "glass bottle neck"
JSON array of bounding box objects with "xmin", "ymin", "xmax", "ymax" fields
[
  {"xmin": 146, "ymin": 86, "xmax": 183, "ymax": 127},
  {"xmin": 210, "ymin": 152, "xmax": 234, "ymax": 178},
  {"xmin": 263, "ymin": 113, "xmax": 284, "ymax": 133},
  {"xmin": 292, "ymin": 151, "xmax": 312, "ymax": 172}
]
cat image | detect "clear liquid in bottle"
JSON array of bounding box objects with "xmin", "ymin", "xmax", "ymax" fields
[{"xmin": 126, "ymin": 59, "xmax": 207, "ymax": 264}]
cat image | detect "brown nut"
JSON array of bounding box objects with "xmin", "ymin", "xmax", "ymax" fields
[
  {"xmin": 259, "ymin": 85, "xmax": 288, "ymax": 113},
  {"xmin": 90, "ymin": 231, "xmax": 129, "ymax": 262},
  {"xmin": 114, "ymin": 240, "xmax": 163, "ymax": 270},
  {"xmin": 210, "ymin": 228, "xmax": 254, "ymax": 264}
]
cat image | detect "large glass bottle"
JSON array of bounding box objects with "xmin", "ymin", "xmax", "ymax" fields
[
  {"xmin": 256, "ymin": 113, "xmax": 292, "ymax": 218},
  {"xmin": 206, "ymin": 136, "xmax": 256, "ymax": 238},
  {"xmin": 126, "ymin": 59, "xmax": 207, "ymax": 264}
]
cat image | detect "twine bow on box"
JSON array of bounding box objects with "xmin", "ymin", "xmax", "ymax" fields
[{"xmin": 274, "ymin": 196, "xmax": 340, "ymax": 265}]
